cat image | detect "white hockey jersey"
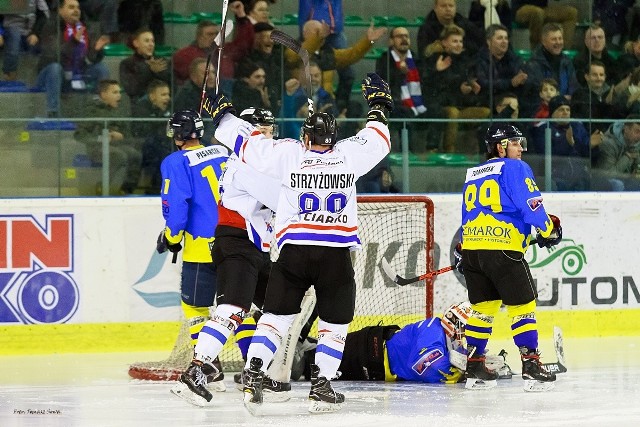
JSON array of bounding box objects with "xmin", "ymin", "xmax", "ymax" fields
[
  {"xmin": 217, "ymin": 124, "xmax": 282, "ymax": 252},
  {"xmin": 215, "ymin": 114, "xmax": 391, "ymax": 249}
]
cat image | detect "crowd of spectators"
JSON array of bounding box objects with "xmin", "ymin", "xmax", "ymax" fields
[{"xmin": 3, "ymin": 0, "xmax": 640, "ymax": 193}]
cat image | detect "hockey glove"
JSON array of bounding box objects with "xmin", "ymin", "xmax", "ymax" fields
[
  {"xmin": 361, "ymin": 72, "xmax": 393, "ymax": 114},
  {"xmin": 202, "ymin": 92, "xmax": 236, "ymax": 128},
  {"xmin": 536, "ymin": 214, "xmax": 562, "ymax": 248},
  {"xmin": 454, "ymin": 242, "xmax": 464, "ymax": 274},
  {"xmin": 156, "ymin": 230, "xmax": 182, "ymax": 254}
]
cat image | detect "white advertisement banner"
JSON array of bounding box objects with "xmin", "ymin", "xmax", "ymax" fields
[
  {"xmin": 1, "ymin": 194, "xmax": 638, "ymax": 327},
  {"xmin": 429, "ymin": 193, "xmax": 640, "ymax": 314}
]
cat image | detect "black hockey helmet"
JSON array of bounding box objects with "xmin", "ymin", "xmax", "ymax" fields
[
  {"xmin": 166, "ymin": 109, "xmax": 205, "ymax": 141},
  {"xmin": 484, "ymin": 124, "xmax": 527, "ymax": 157},
  {"xmin": 301, "ymin": 112, "xmax": 337, "ymax": 147},
  {"xmin": 240, "ymin": 107, "xmax": 278, "ymax": 137}
]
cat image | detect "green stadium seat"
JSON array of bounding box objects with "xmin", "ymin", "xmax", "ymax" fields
[
  {"xmin": 344, "ymin": 15, "xmax": 369, "ymax": 27},
  {"xmin": 103, "ymin": 43, "xmax": 133, "ymax": 56},
  {"xmin": 406, "ymin": 17, "xmax": 424, "ymax": 28},
  {"xmin": 154, "ymin": 45, "xmax": 176, "ymax": 57},
  {"xmin": 609, "ymin": 50, "xmax": 622, "ymax": 60},
  {"xmin": 515, "ymin": 49, "xmax": 532, "ymax": 61},
  {"xmin": 103, "ymin": 43, "xmax": 175, "ymax": 57},
  {"xmin": 192, "ymin": 12, "xmax": 222, "ymax": 24},
  {"xmin": 163, "ymin": 12, "xmax": 198, "ymax": 24},
  {"xmin": 272, "ymin": 13, "xmax": 298, "ymax": 26},
  {"xmin": 562, "ymin": 49, "xmax": 578, "ymax": 59},
  {"xmin": 385, "ymin": 16, "xmax": 408, "ymax": 27},
  {"xmin": 364, "ymin": 47, "xmax": 386, "ymax": 60}
]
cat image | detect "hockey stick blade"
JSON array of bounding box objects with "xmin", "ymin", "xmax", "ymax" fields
[
  {"xmin": 542, "ymin": 326, "xmax": 567, "ymax": 373},
  {"xmin": 380, "ymin": 258, "xmax": 454, "ymax": 286}
]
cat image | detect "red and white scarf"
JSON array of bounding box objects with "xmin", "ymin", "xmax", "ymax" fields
[
  {"xmin": 391, "ymin": 49, "xmax": 426, "ymax": 116},
  {"xmin": 63, "ymin": 22, "xmax": 88, "ymax": 76}
]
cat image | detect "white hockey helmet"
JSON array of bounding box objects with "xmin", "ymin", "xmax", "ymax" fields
[{"xmin": 441, "ymin": 301, "xmax": 472, "ymax": 343}]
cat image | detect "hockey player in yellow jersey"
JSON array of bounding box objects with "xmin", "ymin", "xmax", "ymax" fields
[{"xmin": 456, "ymin": 124, "xmax": 562, "ymax": 392}]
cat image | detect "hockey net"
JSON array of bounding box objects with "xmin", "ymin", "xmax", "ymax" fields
[{"xmin": 128, "ymin": 195, "xmax": 434, "ymax": 379}]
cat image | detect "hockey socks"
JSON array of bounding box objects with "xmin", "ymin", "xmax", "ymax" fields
[
  {"xmin": 194, "ymin": 304, "xmax": 244, "ymax": 365},
  {"xmin": 315, "ymin": 320, "xmax": 348, "ymax": 381}
]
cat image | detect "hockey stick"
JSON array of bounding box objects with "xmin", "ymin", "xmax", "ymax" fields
[
  {"xmin": 542, "ymin": 325, "xmax": 567, "ymax": 374},
  {"xmin": 215, "ymin": 0, "xmax": 230, "ymax": 94},
  {"xmin": 380, "ymin": 257, "xmax": 454, "ymax": 286},
  {"xmin": 199, "ymin": 0, "xmax": 230, "ymax": 114},
  {"xmin": 270, "ymin": 29, "xmax": 314, "ymax": 116},
  {"xmin": 267, "ymin": 288, "xmax": 317, "ymax": 383}
]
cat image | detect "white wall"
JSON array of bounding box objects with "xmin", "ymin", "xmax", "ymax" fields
[{"xmin": 1, "ymin": 193, "xmax": 638, "ymax": 326}]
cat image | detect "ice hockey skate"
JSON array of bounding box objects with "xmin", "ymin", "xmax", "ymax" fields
[
  {"xmin": 465, "ymin": 347, "xmax": 499, "ymax": 390},
  {"xmin": 235, "ymin": 369, "xmax": 291, "ymax": 401},
  {"xmin": 243, "ymin": 357, "xmax": 265, "ymax": 415},
  {"xmin": 308, "ymin": 364, "xmax": 344, "ymax": 413},
  {"xmin": 206, "ymin": 356, "xmax": 226, "ymax": 392},
  {"xmin": 170, "ymin": 361, "xmax": 214, "ymax": 406},
  {"xmin": 520, "ymin": 347, "xmax": 556, "ymax": 392}
]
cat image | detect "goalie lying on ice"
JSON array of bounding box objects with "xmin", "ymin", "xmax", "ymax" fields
[{"xmin": 293, "ymin": 301, "xmax": 513, "ymax": 384}]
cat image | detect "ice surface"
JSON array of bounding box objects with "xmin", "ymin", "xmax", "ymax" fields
[{"xmin": 1, "ymin": 337, "xmax": 639, "ymax": 426}]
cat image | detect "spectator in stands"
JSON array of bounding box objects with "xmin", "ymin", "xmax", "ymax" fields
[
  {"xmin": 592, "ymin": 0, "xmax": 635, "ymax": 48},
  {"xmin": 281, "ymin": 61, "xmax": 338, "ymax": 139},
  {"xmin": 285, "ymin": 20, "xmax": 385, "ymax": 114},
  {"xmin": 231, "ymin": 60, "xmax": 271, "ymax": 113},
  {"xmin": 628, "ymin": 3, "xmax": 640, "ymax": 43},
  {"xmin": 511, "ymin": 0, "xmax": 578, "ymax": 50},
  {"xmin": 356, "ymin": 156, "xmax": 400, "ymax": 194},
  {"xmin": 494, "ymin": 92, "xmax": 520, "ymax": 122},
  {"xmin": 0, "ymin": 0, "xmax": 49, "ymax": 81},
  {"xmin": 417, "ymin": 0, "xmax": 485, "ymax": 60},
  {"xmin": 572, "ymin": 61, "xmax": 623, "ymax": 133},
  {"xmin": 244, "ymin": 22, "xmax": 283, "ymax": 110},
  {"xmin": 71, "ymin": 0, "xmax": 119, "ymax": 46},
  {"xmin": 172, "ymin": 20, "xmax": 219, "ymax": 85},
  {"xmin": 533, "ymin": 77, "xmax": 559, "ymax": 119},
  {"xmin": 298, "ymin": 0, "xmax": 352, "ymax": 109},
  {"xmin": 520, "ymin": 23, "xmax": 579, "ymax": 118},
  {"xmin": 173, "ymin": 57, "xmax": 217, "ymax": 143},
  {"xmin": 475, "ymin": 24, "xmax": 527, "ymax": 107},
  {"xmin": 468, "ymin": 0, "xmax": 512, "ymax": 30},
  {"xmin": 530, "ymin": 95, "xmax": 591, "ymax": 190},
  {"xmin": 616, "ymin": 36, "xmax": 640, "ymax": 80},
  {"xmin": 172, "ymin": 2, "xmax": 254, "ymax": 88},
  {"xmin": 476, "ymin": 92, "xmax": 522, "ymax": 154},
  {"xmin": 246, "ymin": 0, "xmax": 271, "ymax": 25},
  {"xmin": 376, "ymin": 26, "xmax": 443, "ymax": 154},
  {"xmin": 573, "ymin": 24, "xmax": 621, "ymax": 87},
  {"xmin": 608, "ymin": 67, "xmax": 640, "ymax": 117},
  {"xmin": 33, "ymin": 0, "xmax": 109, "ymax": 117},
  {"xmin": 132, "ymin": 79, "xmax": 172, "ymax": 194},
  {"xmin": 74, "ymin": 79, "xmax": 142, "ymax": 194},
  {"xmin": 117, "ymin": 0, "xmax": 165, "ymax": 45},
  {"xmin": 119, "ymin": 28, "xmax": 171, "ymax": 112},
  {"xmin": 593, "ymin": 114, "xmax": 640, "ymax": 191},
  {"xmin": 422, "ymin": 24, "xmax": 490, "ymax": 153}
]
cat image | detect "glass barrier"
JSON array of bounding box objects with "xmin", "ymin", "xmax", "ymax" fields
[{"xmin": 2, "ymin": 0, "xmax": 639, "ymax": 197}]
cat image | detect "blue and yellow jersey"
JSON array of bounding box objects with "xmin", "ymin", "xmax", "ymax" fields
[
  {"xmin": 160, "ymin": 145, "xmax": 228, "ymax": 263},
  {"xmin": 461, "ymin": 158, "xmax": 554, "ymax": 252},
  {"xmin": 385, "ymin": 318, "xmax": 461, "ymax": 384}
]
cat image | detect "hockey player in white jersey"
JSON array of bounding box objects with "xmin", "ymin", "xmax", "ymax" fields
[
  {"xmin": 202, "ymin": 72, "xmax": 393, "ymax": 414},
  {"xmin": 171, "ymin": 107, "xmax": 287, "ymax": 407}
]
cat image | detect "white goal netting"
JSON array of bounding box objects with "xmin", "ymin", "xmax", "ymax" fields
[{"xmin": 129, "ymin": 195, "xmax": 434, "ymax": 378}]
